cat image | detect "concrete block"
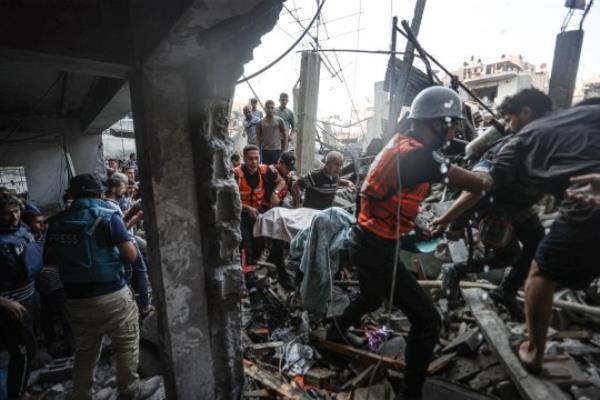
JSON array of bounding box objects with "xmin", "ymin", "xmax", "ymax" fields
[{"xmin": 442, "ymin": 328, "xmax": 482, "ymax": 356}]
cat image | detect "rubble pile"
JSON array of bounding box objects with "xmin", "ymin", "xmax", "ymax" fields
[
  {"xmin": 240, "ymin": 157, "xmax": 600, "ymax": 399},
  {"xmin": 241, "ymin": 255, "xmax": 600, "ymax": 400}
]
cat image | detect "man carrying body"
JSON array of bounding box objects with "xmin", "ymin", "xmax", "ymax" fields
[
  {"xmin": 243, "ymin": 105, "xmax": 260, "ymax": 146},
  {"xmin": 273, "ymin": 151, "xmax": 296, "ymax": 204},
  {"xmin": 478, "ymin": 101, "xmax": 600, "ymax": 374},
  {"xmin": 0, "ymin": 193, "xmax": 43, "ymax": 399},
  {"xmin": 332, "ymin": 87, "xmax": 490, "ymax": 399},
  {"xmin": 257, "ymin": 100, "xmax": 288, "ymax": 165},
  {"xmin": 430, "ymin": 89, "xmax": 552, "ymax": 316},
  {"xmin": 268, "ymin": 151, "xmax": 297, "ymax": 290},
  {"xmin": 45, "ymin": 174, "xmax": 158, "ymax": 400},
  {"xmin": 291, "ymin": 151, "xmax": 354, "ymax": 210},
  {"xmin": 234, "ymin": 145, "xmax": 286, "ymax": 307},
  {"xmin": 274, "ymin": 92, "xmax": 296, "ymax": 150}
]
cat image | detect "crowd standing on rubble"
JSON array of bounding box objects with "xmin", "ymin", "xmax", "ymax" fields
[
  {"xmin": 234, "ymin": 90, "xmax": 600, "ymax": 399},
  {"xmin": 1, "ymin": 84, "xmax": 600, "ymax": 400},
  {"xmin": 0, "ymin": 154, "xmax": 162, "ymax": 400}
]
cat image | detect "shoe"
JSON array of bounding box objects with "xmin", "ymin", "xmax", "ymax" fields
[
  {"xmin": 278, "ymin": 270, "xmax": 296, "ymax": 291},
  {"xmin": 489, "ymin": 287, "xmax": 524, "ymax": 321},
  {"xmin": 326, "ymin": 322, "xmax": 364, "ymax": 347},
  {"xmin": 441, "ymin": 263, "xmax": 463, "ymax": 301}
]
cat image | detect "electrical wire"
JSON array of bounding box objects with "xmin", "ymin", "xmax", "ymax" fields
[
  {"xmin": 316, "ymin": 11, "xmax": 366, "ymax": 138},
  {"xmin": 237, "ymin": 0, "xmax": 327, "ymax": 84},
  {"xmin": 580, "ymin": 0, "xmax": 594, "ymax": 30},
  {"xmin": 284, "ymin": 3, "xmax": 340, "ymax": 81},
  {"xmin": 365, "ymin": 153, "xmax": 404, "ymax": 400}
]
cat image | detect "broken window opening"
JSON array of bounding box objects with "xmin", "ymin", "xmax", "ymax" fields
[{"xmin": 0, "ymin": 166, "xmax": 28, "ymax": 195}]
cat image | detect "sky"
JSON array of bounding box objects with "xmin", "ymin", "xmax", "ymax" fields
[{"xmin": 233, "ymin": 0, "xmax": 600, "ymax": 126}]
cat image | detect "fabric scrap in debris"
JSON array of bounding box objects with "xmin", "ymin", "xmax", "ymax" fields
[
  {"xmin": 282, "ymin": 342, "xmax": 320, "ymax": 376},
  {"xmin": 290, "ymin": 207, "xmax": 354, "ymax": 320}
]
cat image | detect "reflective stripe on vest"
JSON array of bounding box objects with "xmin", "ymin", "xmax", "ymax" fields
[
  {"xmin": 358, "ymin": 135, "xmax": 430, "ymax": 240},
  {"xmin": 234, "ymin": 165, "xmax": 269, "ymax": 209}
]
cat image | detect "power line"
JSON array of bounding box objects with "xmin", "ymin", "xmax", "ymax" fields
[
  {"xmin": 297, "ymin": 48, "xmax": 413, "ymax": 56},
  {"xmin": 283, "ymin": 3, "xmax": 340, "ymax": 81},
  {"xmin": 236, "ymin": 0, "xmax": 327, "ymax": 84}
]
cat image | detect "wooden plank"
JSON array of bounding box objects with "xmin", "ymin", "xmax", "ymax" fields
[
  {"xmin": 314, "ymin": 339, "xmax": 449, "ymax": 374},
  {"xmin": 243, "ymin": 360, "xmax": 312, "ymax": 400},
  {"xmin": 462, "ymin": 288, "xmax": 570, "ymax": 400},
  {"xmin": 315, "ymin": 339, "xmax": 406, "ymax": 370}
]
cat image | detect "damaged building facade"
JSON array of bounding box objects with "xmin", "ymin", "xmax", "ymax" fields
[
  {"xmin": 0, "ymin": 0, "xmax": 284, "ymax": 398},
  {"xmin": 443, "ymin": 55, "xmax": 550, "ymax": 107}
]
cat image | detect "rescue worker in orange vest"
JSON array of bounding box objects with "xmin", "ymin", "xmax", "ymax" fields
[
  {"xmin": 235, "ymin": 144, "xmax": 286, "ymax": 308},
  {"xmin": 267, "ymin": 151, "xmax": 297, "ymax": 290},
  {"xmin": 331, "ymin": 87, "xmax": 491, "ymax": 400}
]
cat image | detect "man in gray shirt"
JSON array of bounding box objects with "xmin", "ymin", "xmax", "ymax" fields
[
  {"xmin": 257, "ymin": 100, "xmax": 288, "ymax": 165},
  {"xmin": 275, "ymin": 92, "xmax": 296, "ymax": 150},
  {"xmin": 243, "ymin": 105, "xmax": 260, "ymax": 145}
]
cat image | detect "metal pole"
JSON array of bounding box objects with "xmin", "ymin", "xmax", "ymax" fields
[
  {"xmin": 386, "ymin": 16, "xmax": 398, "ymax": 140},
  {"xmin": 386, "ymin": 0, "xmax": 427, "ymax": 140}
]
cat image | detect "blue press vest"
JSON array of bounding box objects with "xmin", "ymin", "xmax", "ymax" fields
[
  {"xmin": 46, "ymin": 198, "xmax": 125, "ymax": 285},
  {"xmin": 0, "ymin": 223, "xmax": 43, "ymax": 292}
]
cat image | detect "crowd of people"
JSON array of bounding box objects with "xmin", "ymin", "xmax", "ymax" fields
[
  {"xmin": 2, "ymin": 86, "xmax": 599, "ymax": 400},
  {"xmin": 0, "ymin": 152, "xmax": 160, "ymax": 400},
  {"xmin": 232, "ymin": 86, "xmax": 600, "ymax": 400}
]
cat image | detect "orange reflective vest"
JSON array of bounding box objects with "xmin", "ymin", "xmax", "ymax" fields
[
  {"xmin": 277, "ymin": 172, "xmax": 293, "ymax": 201},
  {"xmin": 234, "ymin": 165, "xmax": 271, "ymax": 209},
  {"xmin": 358, "ymin": 135, "xmax": 430, "ymax": 240}
]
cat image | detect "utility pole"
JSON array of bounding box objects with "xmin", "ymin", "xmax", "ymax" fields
[
  {"xmin": 548, "ymin": 31, "xmax": 584, "ymax": 109},
  {"xmin": 386, "ymin": 16, "xmax": 398, "ymax": 139},
  {"xmin": 385, "ymin": 0, "xmax": 426, "ymax": 141},
  {"xmin": 296, "ymin": 51, "xmax": 321, "ymax": 175},
  {"xmin": 548, "ymin": 0, "xmax": 592, "ymax": 109}
]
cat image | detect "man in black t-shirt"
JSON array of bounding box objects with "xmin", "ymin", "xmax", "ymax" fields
[
  {"xmin": 291, "ymin": 151, "xmax": 354, "ymax": 210},
  {"xmin": 431, "ymin": 89, "xmax": 552, "ymax": 316},
  {"xmin": 482, "ymin": 103, "xmax": 600, "ymax": 374}
]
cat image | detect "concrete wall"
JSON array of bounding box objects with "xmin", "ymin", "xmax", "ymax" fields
[
  {"xmin": 365, "ymin": 81, "xmax": 389, "ymax": 149},
  {"xmin": 0, "ymin": 138, "xmax": 68, "ymax": 208},
  {"xmin": 0, "ymin": 130, "xmax": 104, "ymax": 208}
]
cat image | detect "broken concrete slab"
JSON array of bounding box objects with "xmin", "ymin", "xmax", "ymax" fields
[
  {"xmin": 543, "ymin": 355, "xmax": 590, "ymax": 387},
  {"xmin": 442, "ymin": 328, "xmax": 482, "ymax": 356},
  {"xmin": 421, "ymin": 377, "xmax": 497, "ymax": 400},
  {"xmin": 468, "ymin": 364, "xmax": 509, "ymax": 391},
  {"xmin": 447, "ymin": 357, "xmax": 482, "ymax": 383},
  {"xmin": 463, "ymin": 288, "xmax": 570, "ymax": 400}
]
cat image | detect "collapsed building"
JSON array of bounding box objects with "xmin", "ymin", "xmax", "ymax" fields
[
  {"xmin": 0, "ymin": 1, "xmax": 285, "ymax": 398},
  {"xmin": 1, "ymin": 1, "xmax": 599, "ymax": 400}
]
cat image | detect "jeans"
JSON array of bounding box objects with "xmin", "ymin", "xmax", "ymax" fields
[
  {"xmin": 240, "ymin": 213, "xmax": 263, "ymax": 265},
  {"xmin": 66, "ymin": 286, "xmax": 139, "ymax": 400},
  {"xmin": 0, "ymin": 298, "xmax": 36, "ymax": 400},
  {"xmin": 261, "ymin": 149, "xmax": 281, "ymax": 165},
  {"xmin": 340, "ymin": 226, "xmax": 441, "ymax": 399}
]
